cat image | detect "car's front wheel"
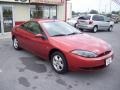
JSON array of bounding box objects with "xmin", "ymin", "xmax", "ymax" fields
[
  {"xmin": 108, "ymin": 26, "xmax": 113, "ymax": 32},
  {"xmin": 13, "ymin": 37, "xmax": 21, "ymax": 50},
  {"xmin": 51, "ymin": 52, "xmax": 68, "ymax": 74}
]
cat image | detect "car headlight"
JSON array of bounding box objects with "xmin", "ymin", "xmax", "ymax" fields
[{"xmin": 71, "ymin": 50, "xmax": 97, "ymax": 58}]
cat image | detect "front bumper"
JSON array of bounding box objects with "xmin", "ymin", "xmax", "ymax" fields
[{"xmin": 66, "ymin": 51, "xmax": 113, "ymax": 71}]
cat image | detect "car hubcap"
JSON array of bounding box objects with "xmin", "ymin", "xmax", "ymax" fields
[
  {"xmin": 14, "ymin": 38, "xmax": 18, "ymax": 48},
  {"xmin": 110, "ymin": 27, "xmax": 112, "ymax": 31},
  {"xmin": 52, "ymin": 55, "xmax": 64, "ymax": 71},
  {"xmin": 94, "ymin": 27, "xmax": 97, "ymax": 32}
]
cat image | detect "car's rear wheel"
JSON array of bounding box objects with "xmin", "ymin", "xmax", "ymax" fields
[
  {"xmin": 13, "ymin": 37, "xmax": 21, "ymax": 50},
  {"xmin": 51, "ymin": 52, "xmax": 68, "ymax": 74},
  {"xmin": 108, "ymin": 26, "xmax": 113, "ymax": 32},
  {"xmin": 74, "ymin": 23, "xmax": 77, "ymax": 28},
  {"xmin": 93, "ymin": 26, "xmax": 98, "ymax": 33}
]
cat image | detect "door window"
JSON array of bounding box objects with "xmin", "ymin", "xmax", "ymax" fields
[
  {"xmin": 104, "ymin": 16, "xmax": 110, "ymax": 22},
  {"xmin": 98, "ymin": 16, "xmax": 104, "ymax": 21},
  {"xmin": 22, "ymin": 21, "xmax": 43, "ymax": 34},
  {"xmin": 92, "ymin": 15, "xmax": 104, "ymax": 21}
]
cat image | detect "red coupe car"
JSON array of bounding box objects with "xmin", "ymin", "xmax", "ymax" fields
[{"xmin": 11, "ymin": 19, "xmax": 113, "ymax": 74}]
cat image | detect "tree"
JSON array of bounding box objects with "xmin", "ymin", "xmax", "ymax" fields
[
  {"xmin": 90, "ymin": 10, "xmax": 98, "ymax": 14},
  {"xmin": 112, "ymin": 11, "xmax": 119, "ymax": 15},
  {"xmin": 72, "ymin": 11, "xmax": 76, "ymax": 15}
]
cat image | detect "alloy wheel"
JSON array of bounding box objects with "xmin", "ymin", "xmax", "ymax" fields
[
  {"xmin": 108, "ymin": 26, "xmax": 113, "ymax": 32},
  {"xmin": 93, "ymin": 26, "xmax": 98, "ymax": 33},
  {"xmin": 13, "ymin": 38, "xmax": 19, "ymax": 49},
  {"xmin": 52, "ymin": 55, "xmax": 64, "ymax": 71},
  {"xmin": 13, "ymin": 38, "xmax": 21, "ymax": 50}
]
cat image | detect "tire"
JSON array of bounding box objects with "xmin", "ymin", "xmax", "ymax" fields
[
  {"xmin": 50, "ymin": 51, "xmax": 68, "ymax": 74},
  {"xmin": 74, "ymin": 23, "xmax": 77, "ymax": 28},
  {"xmin": 13, "ymin": 37, "xmax": 21, "ymax": 50},
  {"xmin": 108, "ymin": 26, "xmax": 113, "ymax": 32},
  {"xmin": 74, "ymin": 23, "xmax": 79, "ymax": 29},
  {"xmin": 80, "ymin": 28, "xmax": 84, "ymax": 32},
  {"xmin": 92, "ymin": 26, "xmax": 98, "ymax": 33}
]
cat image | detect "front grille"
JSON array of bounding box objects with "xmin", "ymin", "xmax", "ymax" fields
[
  {"xmin": 80, "ymin": 65, "xmax": 106, "ymax": 70},
  {"xmin": 97, "ymin": 50, "xmax": 111, "ymax": 57}
]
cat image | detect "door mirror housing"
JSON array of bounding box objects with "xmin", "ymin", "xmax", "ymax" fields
[{"xmin": 35, "ymin": 34, "xmax": 46, "ymax": 39}]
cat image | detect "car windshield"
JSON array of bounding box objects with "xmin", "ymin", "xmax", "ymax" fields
[{"xmin": 41, "ymin": 21, "xmax": 82, "ymax": 37}]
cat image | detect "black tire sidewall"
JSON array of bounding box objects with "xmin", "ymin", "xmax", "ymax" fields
[
  {"xmin": 108, "ymin": 26, "xmax": 113, "ymax": 32},
  {"xmin": 74, "ymin": 23, "xmax": 77, "ymax": 28},
  {"xmin": 13, "ymin": 38, "xmax": 21, "ymax": 50},
  {"xmin": 50, "ymin": 52, "xmax": 68, "ymax": 74}
]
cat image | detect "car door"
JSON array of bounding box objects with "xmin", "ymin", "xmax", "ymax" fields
[
  {"xmin": 92, "ymin": 15, "xmax": 104, "ymax": 30},
  {"xmin": 15, "ymin": 21, "xmax": 33, "ymax": 50},
  {"xmin": 22, "ymin": 21, "xmax": 50, "ymax": 59},
  {"xmin": 97, "ymin": 16, "xmax": 106, "ymax": 30},
  {"xmin": 103, "ymin": 16, "xmax": 110, "ymax": 29}
]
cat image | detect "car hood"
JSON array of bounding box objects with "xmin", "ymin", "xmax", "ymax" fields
[{"xmin": 50, "ymin": 34, "xmax": 111, "ymax": 54}]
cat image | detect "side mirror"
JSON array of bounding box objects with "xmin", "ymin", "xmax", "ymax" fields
[{"xmin": 35, "ymin": 34, "xmax": 46, "ymax": 39}]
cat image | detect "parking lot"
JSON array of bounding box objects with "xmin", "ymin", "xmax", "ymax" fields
[{"xmin": 0, "ymin": 23, "xmax": 120, "ymax": 90}]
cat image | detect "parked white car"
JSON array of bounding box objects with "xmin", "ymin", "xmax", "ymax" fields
[
  {"xmin": 76, "ymin": 14, "xmax": 114, "ymax": 33},
  {"xmin": 66, "ymin": 17, "xmax": 78, "ymax": 27}
]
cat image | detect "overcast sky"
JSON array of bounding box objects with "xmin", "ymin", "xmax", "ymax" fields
[{"xmin": 71, "ymin": 0, "xmax": 120, "ymax": 13}]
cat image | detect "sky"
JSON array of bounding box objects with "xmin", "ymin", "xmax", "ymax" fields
[{"xmin": 71, "ymin": 0, "xmax": 120, "ymax": 13}]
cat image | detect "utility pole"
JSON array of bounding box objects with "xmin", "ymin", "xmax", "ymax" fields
[
  {"xmin": 105, "ymin": 3, "xmax": 107, "ymax": 14},
  {"xmin": 65, "ymin": 0, "xmax": 67, "ymax": 21},
  {"xmin": 110, "ymin": 0, "xmax": 112, "ymax": 14},
  {"xmin": 99, "ymin": 0, "xmax": 101, "ymax": 13}
]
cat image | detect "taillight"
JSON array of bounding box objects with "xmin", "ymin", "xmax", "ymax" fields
[{"xmin": 89, "ymin": 21, "xmax": 93, "ymax": 24}]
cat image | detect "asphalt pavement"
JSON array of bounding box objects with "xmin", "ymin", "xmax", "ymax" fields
[{"xmin": 0, "ymin": 23, "xmax": 120, "ymax": 90}]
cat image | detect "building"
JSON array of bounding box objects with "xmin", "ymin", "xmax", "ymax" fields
[{"xmin": 0, "ymin": 0, "xmax": 72, "ymax": 34}]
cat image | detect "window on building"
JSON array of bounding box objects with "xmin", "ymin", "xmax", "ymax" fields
[
  {"xmin": 30, "ymin": 6, "xmax": 43, "ymax": 19},
  {"xmin": 2, "ymin": 6, "xmax": 13, "ymax": 32},
  {"xmin": 30, "ymin": 5, "xmax": 57, "ymax": 19},
  {"xmin": 50, "ymin": 6, "xmax": 57, "ymax": 19}
]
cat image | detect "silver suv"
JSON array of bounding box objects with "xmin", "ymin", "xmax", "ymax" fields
[{"xmin": 76, "ymin": 14, "xmax": 114, "ymax": 33}]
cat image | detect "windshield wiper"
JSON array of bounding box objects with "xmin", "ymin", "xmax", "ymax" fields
[
  {"xmin": 67, "ymin": 32, "xmax": 81, "ymax": 35},
  {"xmin": 52, "ymin": 34, "xmax": 67, "ymax": 37}
]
